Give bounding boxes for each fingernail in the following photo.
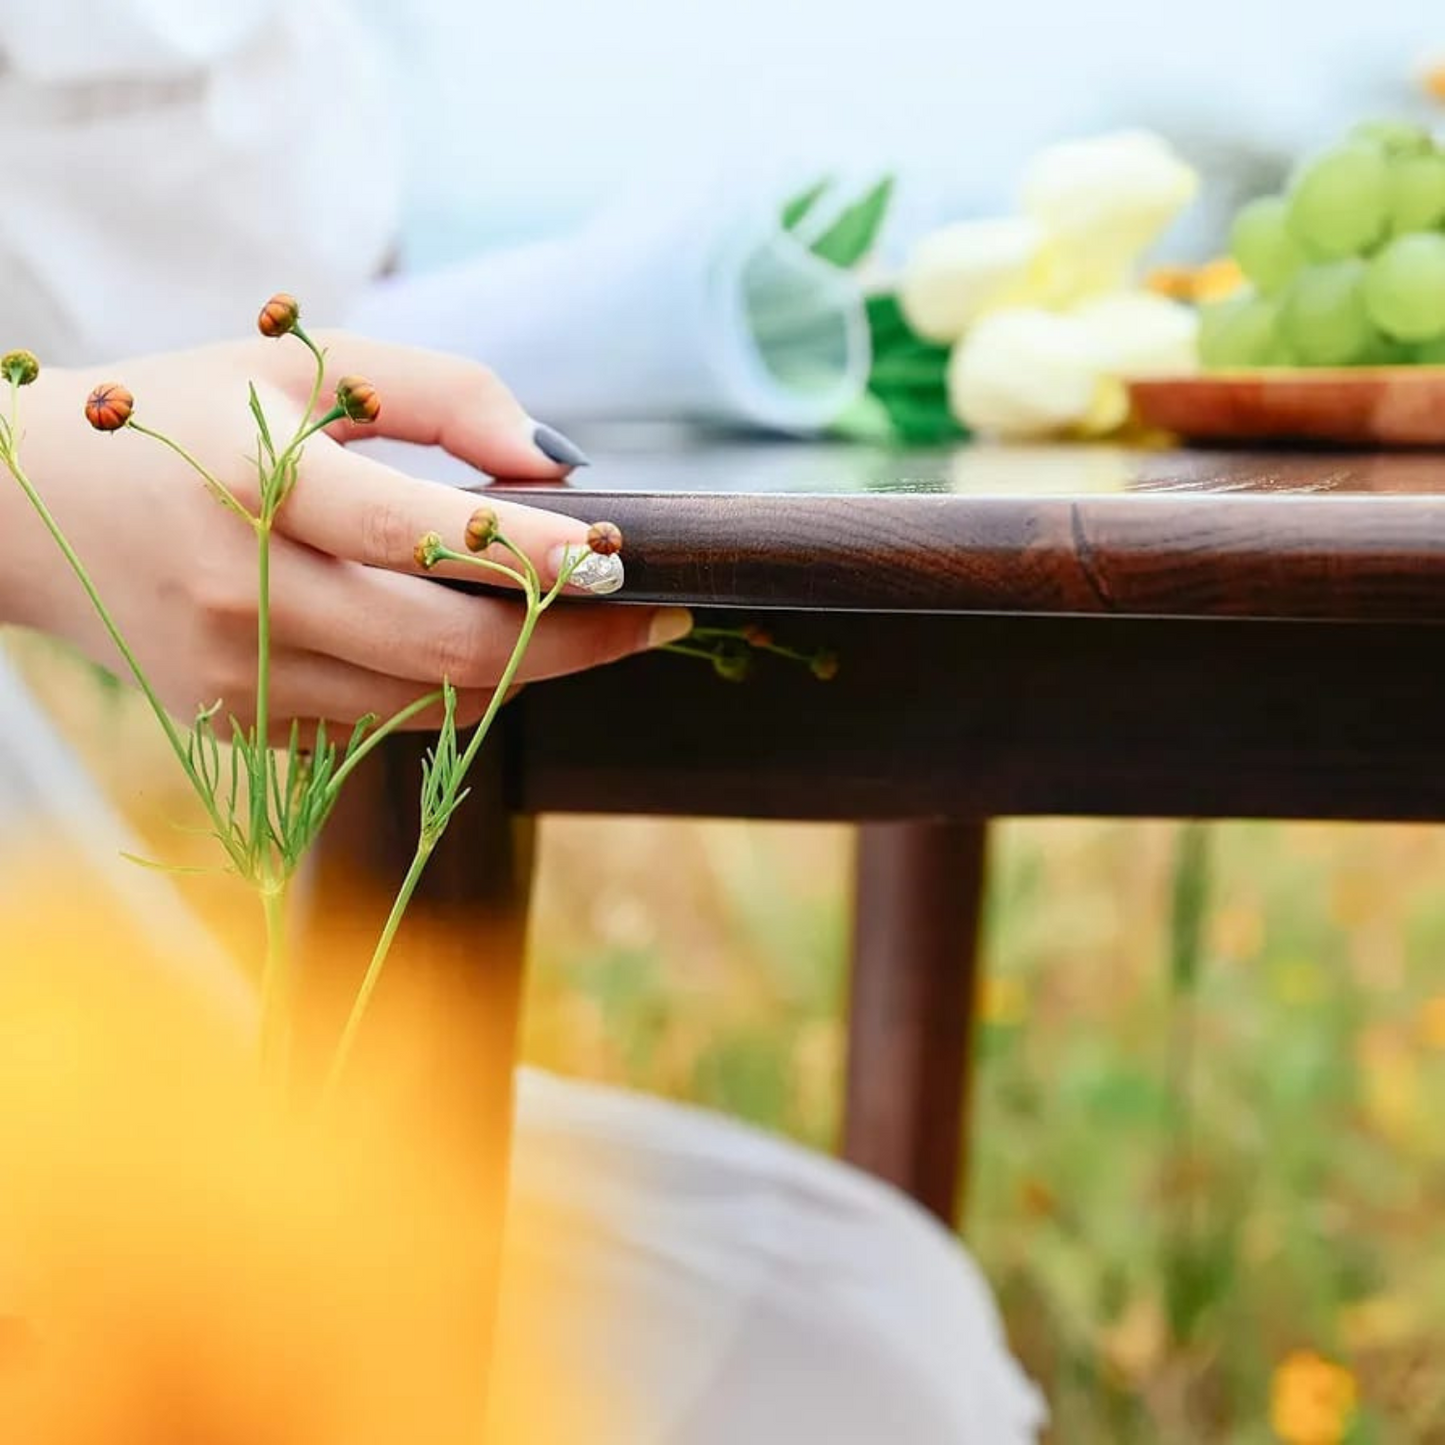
[532,421,590,469]
[648,607,694,648]
[550,543,624,595]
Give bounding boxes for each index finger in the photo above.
[280,437,625,596]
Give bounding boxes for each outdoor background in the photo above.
[17,5,1445,1438]
[19,635,1445,1443]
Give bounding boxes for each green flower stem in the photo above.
[319,837,433,1106]
[252,520,275,867]
[322,688,446,802]
[432,545,527,591]
[0,430,226,841]
[290,326,328,440]
[292,404,347,450]
[126,421,250,522]
[259,880,291,1085]
[320,549,576,1103]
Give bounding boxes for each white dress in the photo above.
[0,4,1046,1439]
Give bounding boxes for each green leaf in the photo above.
[120,852,217,877]
[809,176,895,270]
[248,382,276,463]
[870,388,968,445]
[869,346,952,391]
[780,176,832,232]
[864,291,913,348]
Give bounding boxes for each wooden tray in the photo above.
[1128,368,1445,447]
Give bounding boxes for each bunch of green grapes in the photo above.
[1202,119,1445,369]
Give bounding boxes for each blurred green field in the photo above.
[21,636,1445,1443]
[525,815,1445,1444]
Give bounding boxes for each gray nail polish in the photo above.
[533,422,591,469]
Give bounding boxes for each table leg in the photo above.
[842,819,989,1225]
[300,732,534,1416]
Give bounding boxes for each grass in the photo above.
[524,814,1445,1443]
[19,636,1445,1442]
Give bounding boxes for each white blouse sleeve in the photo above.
[0,0,400,364]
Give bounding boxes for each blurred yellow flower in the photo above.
[1269,1350,1358,1445]
[1417,994,1445,1049]
[1194,257,1246,303]
[979,973,1029,1028]
[1145,258,1245,305]
[1356,1023,1423,1145]
[1145,264,1198,302]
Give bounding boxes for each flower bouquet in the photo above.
[833,131,1204,446]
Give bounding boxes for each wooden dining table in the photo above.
[313,425,1445,1368]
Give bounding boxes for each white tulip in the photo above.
[1072,292,1200,376]
[947,308,1105,439]
[1021,130,1199,266]
[898,216,1046,344]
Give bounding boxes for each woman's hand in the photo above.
[0,333,690,730]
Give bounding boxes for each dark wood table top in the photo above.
[484,426,1445,622]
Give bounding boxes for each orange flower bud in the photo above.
[256,293,300,339]
[85,382,134,432]
[810,650,839,682]
[335,376,380,425]
[741,623,773,649]
[414,531,445,571]
[464,508,500,553]
[1,350,39,387]
[586,521,623,557]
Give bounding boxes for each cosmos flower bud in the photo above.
[741,623,774,649]
[464,508,500,553]
[810,650,840,682]
[1,350,39,387]
[713,650,752,684]
[85,382,134,432]
[335,376,380,425]
[256,293,300,339]
[586,521,623,557]
[413,531,445,571]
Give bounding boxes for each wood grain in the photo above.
[844,821,987,1224]
[484,443,1445,620]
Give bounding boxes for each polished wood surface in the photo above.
[469,430,1445,620]
[845,822,987,1223]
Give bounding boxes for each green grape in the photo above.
[1197,290,1286,369]
[1387,150,1445,234]
[1286,144,1390,259]
[1355,332,1415,366]
[1279,260,1378,364]
[1352,118,1433,157]
[1229,196,1306,294]
[1363,232,1445,341]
